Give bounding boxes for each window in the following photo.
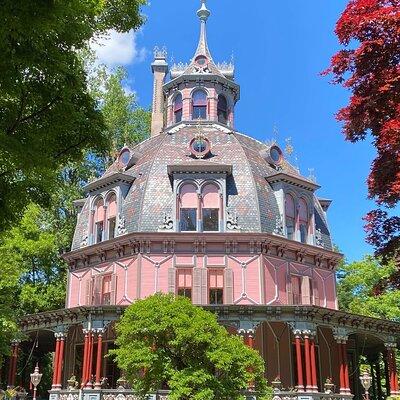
[209,269,224,305]
[119,149,131,166]
[192,90,207,120]
[298,199,309,244]
[217,95,228,124]
[177,269,192,300]
[102,275,112,305]
[179,184,198,232]
[94,199,105,243]
[173,93,183,123]
[107,194,117,240]
[202,184,220,232]
[285,194,295,240]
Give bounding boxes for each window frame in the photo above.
[217,94,228,125]
[173,93,183,123]
[191,89,208,120]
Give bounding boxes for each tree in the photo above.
[111,294,269,400]
[337,256,400,320]
[0,0,147,232]
[324,0,400,263]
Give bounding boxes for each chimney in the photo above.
[151,47,168,137]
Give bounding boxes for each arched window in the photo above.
[201,184,220,231]
[298,198,309,244]
[179,183,198,232]
[93,198,105,243]
[192,90,207,120]
[173,93,183,123]
[107,194,117,240]
[285,194,295,240]
[217,95,228,124]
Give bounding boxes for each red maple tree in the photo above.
[324,0,400,265]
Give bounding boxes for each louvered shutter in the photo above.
[168,267,176,294]
[110,274,117,305]
[201,268,208,304]
[301,276,311,305]
[224,268,234,305]
[313,280,320,306]
[192,267,202,304]
[85,279,93,306]
[93,275,102,306]
[287,274,293,305]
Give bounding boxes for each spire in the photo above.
[194,0,212,60]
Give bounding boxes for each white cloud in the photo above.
[90,30,147,67]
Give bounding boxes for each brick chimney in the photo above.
[151,47,168,137]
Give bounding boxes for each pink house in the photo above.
[10,2,400,400]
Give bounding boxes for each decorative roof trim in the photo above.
[266,172,321,192]
[167,163,233,175]
[318,198,333,211]
[84,172,135,193]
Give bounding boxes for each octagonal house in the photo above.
[10,2,400,400]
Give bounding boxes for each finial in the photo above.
[197,0,210,22]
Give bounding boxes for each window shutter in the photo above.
[201,268,208,304]
[193,267,202,304]
[168,267,176,294]
[301,276,311,305]
[287,275,293,305]
[85,279,93,306]
[93,275,102,306]
[224,268,234,305]
[110,274,117,305]
[313,281,320,306]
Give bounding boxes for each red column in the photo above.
[52,337,61,389]
[387,346,399,395]
[7,343,16,387]
[9,341,19,388]
[295,333,304,391]
[304,334,312,392]
[81,331,90,388]
[342,342,350,393]
[338,341,345,394]
[310,337,318,392]
[94,331,103,389]
[86,332,94,388]
[56,335,66,388]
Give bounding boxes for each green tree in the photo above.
[0,0,147,232]
[337,256,400,320]
[111,294,269,400]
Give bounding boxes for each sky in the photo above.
[92,0,381,262]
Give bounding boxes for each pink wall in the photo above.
[67,253,338,310]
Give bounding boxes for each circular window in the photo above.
[263,145,283,166]
[195,55,208,66]
[119,149,131,166]
[189,136,211,158]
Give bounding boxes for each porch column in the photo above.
[334,332,350,394]
[294,330,304,391]
[56,333,66,389]
[94,329,104,389]
[7,340,20,388]
[310,334,318,392]
[304,331,312,392]
[342,341,350,393]
[85,331,95,388]
[52,335,61,389]
[385,343,400,395]
[81,329,90,388]
[239,328,256,391]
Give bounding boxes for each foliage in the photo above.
[323,0,400,262]
[0,0,147,232]
[111,294,268,400]
[337,255,400,320]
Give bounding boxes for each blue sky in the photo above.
[93,0,379,262]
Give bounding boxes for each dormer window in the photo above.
[106,194,117,240]
[217,95,228,124]
[179,183,198,232]
[192,90,207,120]
[94,199,105,243]
[285,194,296,240]
[201,183,220,231]
[173,93,183,123]
[298,198,309,244]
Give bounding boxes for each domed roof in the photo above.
[72,123,332,251]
